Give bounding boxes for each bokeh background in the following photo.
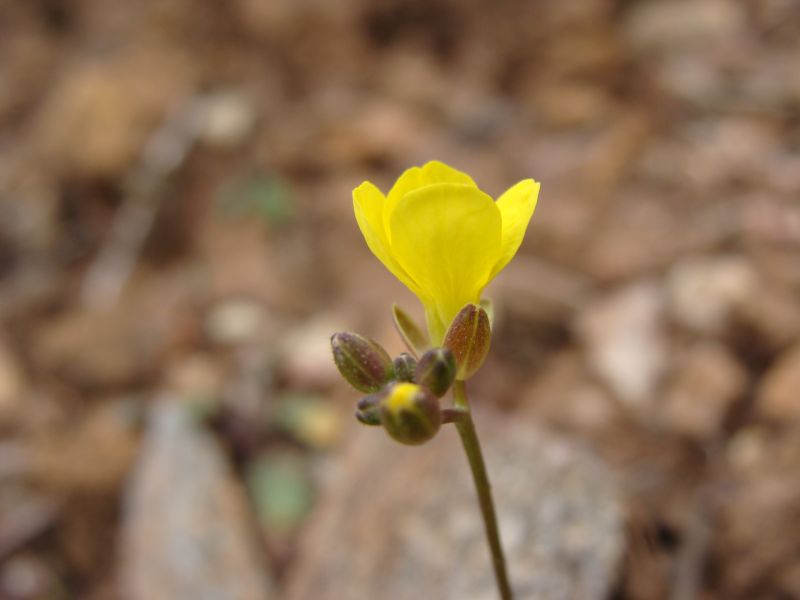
[1,0,800,598]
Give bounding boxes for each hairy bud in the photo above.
[414,347,457,397]
[443,304,491,380]
[393,353,417,382]
[355,394,382,426]
[331,332,393,393]
[380,382,442,445]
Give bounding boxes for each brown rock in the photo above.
[494,256,591,321]
[661,342,747,438]
[719,428,800,595]
[0,338,26,427]
[32,306,162,391]
[0,554,60,599]
[29,402,139,494]
[576,282,668,412]
[666,255,756,336]
[756,344,800,422]
[197,91,257,149]
[532,83,613,129]
[623,0,745,52]
[287,415,622,600]
[521,351,621,435]
[205,299,271,347]
[31,47,189,178]
[733,283,800,353]
[120,401,273,600]
[164,354,225,402]
[280,315,344,389]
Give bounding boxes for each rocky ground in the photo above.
[0,0,799,598]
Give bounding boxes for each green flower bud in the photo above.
[392,304,429,357]
[443,304,491,380]
[331,332,394,393]
[380,382,442,446]
[393,353,417,382]
[414,347,456,397]
[355,394,382,426]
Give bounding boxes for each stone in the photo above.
[205,299,270,346]
[32,305,163,391]
[577,282,668,411]
[756,344,800,422]
[0,338,25,426]
[666,255,756,335]
[521,351,621,435]
[198,91,257,149]
[661,342,747,438]
[120,401,273,600]
[280,315,344,389]
[164,354,226,404]
[29,402,139,494]
[286,415,623,600]
[733,283,800,353]
[623,0,745,52]
[31,48,189,178]
[0,554,58,599]
[680,119,778,188]
[718,428,800,595]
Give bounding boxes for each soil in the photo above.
[0,0,799,598]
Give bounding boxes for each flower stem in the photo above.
[452,380,513,600]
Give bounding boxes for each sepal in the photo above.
[479,297,495,328]
[392,304,429,357]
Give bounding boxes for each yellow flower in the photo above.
[353,160,540,343]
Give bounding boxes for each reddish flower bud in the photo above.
[443,304,491,380]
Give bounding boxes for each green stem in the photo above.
[452,380,513,600]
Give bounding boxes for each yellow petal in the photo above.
[423,303,447,348]
[389,183,502,340]
[352,182,422,295]
[384,161,476,242]
[490,179,540,280]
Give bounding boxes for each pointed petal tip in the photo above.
[352,180,384,199]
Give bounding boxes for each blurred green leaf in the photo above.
[218,172,294,226]
[245,451,314,537]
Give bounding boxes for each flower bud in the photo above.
[355,394,382,426]
[393,353,417,382]
[443,304,491,380]
[414,347,456,397]
[380,382,442,446]
[392,304,429,357]
[331,332,394,393]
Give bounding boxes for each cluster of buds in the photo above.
[330,303,491,445]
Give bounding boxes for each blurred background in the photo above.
[1,0,799,598]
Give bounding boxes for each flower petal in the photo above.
[353,181,422,295]
[384,161,476,242]
[389,183,502,338]
[490,179,540,279]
